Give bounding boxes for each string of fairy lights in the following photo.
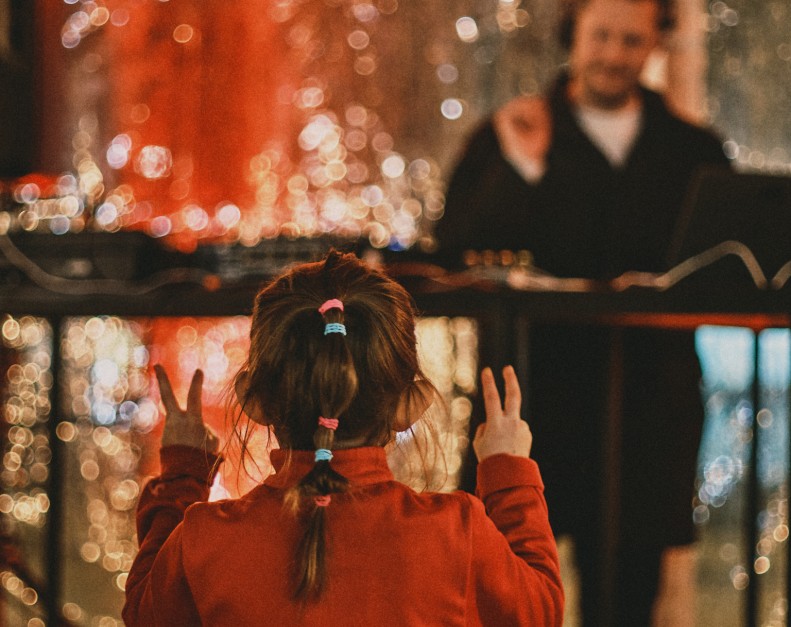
[0,317,52,625]
[3,0,531,251]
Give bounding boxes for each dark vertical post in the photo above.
[513,310,530,422]
[45,317,63,626]
[602,327,623,627]
[745,330,760,627]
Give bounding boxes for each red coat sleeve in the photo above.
[471,454,564,626]
[122,446,220,627]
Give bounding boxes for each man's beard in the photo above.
[581,65,638,109]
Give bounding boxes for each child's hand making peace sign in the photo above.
[154,364,219,454]
[473,365,533,461]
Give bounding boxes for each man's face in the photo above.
[569,0,661,109]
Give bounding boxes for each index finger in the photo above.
[154,365,179,413]
[480,367,504,424]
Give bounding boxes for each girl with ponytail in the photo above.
[124,251,563,626]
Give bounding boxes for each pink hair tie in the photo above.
[314,495,331,507]
[318,416,339,430]
[318,299,344,315]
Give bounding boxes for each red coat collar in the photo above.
[265,447,394,489]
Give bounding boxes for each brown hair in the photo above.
[559,0,675,49]
[234,250,433,600]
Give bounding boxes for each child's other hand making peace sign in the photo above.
[473,365,533,461]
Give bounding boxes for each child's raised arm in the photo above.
[469,365,564,625]
[123,366,221,626]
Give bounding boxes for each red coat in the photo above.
[123,446,563,626]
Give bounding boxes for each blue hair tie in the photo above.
[315,448,333,462]
[324,323,346,336]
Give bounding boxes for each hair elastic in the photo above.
[318,416,339,430]
[314,495,331,507]
[324,323,346,336]
[315,448,333,462]
[318,299,344,315]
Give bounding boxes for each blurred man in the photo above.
[437,1,729,625]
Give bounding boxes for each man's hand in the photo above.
[493,96,552,177]
[155,365,219,454]
[473,365,533,461]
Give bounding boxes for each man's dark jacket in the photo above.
[437,75,729,548]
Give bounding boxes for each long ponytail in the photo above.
[286,292,357,600]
